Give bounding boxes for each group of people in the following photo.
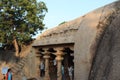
[3,68,12,80]
[40,59,74,80]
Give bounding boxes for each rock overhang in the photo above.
[32,16,84,46]
[32,1,119,47]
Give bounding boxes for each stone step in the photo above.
[13,66,22,70]
[21,57,27,61]
[15,62,24,67]
[13,69,21,75]
[12,67,21,72]
[12,69,19,73]
[19,60,26,64]
[11,57,28,78]
[15,63,24,68]
[18,62,24,66]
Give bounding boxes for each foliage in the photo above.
[0,0,47,46]
[59,21,66,25]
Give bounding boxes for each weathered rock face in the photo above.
[74,2,117,80]
[0,46,37,80]
[89,14,120,80]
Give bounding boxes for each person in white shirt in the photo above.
[68,66,73,80]
[53,59,56,66]
[40,61,45,77]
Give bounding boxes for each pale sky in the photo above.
[41,0,116,29]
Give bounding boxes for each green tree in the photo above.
[0,0,47,56]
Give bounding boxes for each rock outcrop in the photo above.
[89,13,120,80]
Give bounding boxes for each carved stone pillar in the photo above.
[43,48,50,80]
[35,48,41,78]
[55,48,64,80]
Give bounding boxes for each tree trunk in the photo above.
[13,39,19,57]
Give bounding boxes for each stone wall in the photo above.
[74,1,118,80]
[89,13,120,80]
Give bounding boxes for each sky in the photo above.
[41,0,117,30]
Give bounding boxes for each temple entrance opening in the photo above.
[34,44,74,80]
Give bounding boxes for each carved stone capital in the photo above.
[42,48,51,55]
[43,55,50,59]
[54,47,64,55]
[55,56,64,61]
[35,51,43,58]
[54,47,65,61]
[69,46,74,51]
[43,48,50,80]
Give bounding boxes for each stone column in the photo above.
[35,49,42,78]
[43,48,50,80]
[55,48,64,80]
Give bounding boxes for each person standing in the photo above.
[40,60,45,77]
[62,65,65,80]
[6,68,12,80]
[68,66,73,80]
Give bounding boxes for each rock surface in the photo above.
[89,13,120,80]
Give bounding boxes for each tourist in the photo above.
[68,66,73,80]
[53,59,56,66]
[62,65,65,80]
[40,60,45,77]
[6,68,12,80]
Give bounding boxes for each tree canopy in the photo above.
[0,0,47,48]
